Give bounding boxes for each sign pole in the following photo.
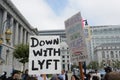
[79,62,84,80]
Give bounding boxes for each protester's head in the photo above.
[26,76,37,80]
[71,75,79,80]
[25,69,28,74]
[104,66,112,73]
[12,70,20,79]
[87,73,91,79]
[2,71,7,76]
[95,69,98,73]
[61,70,65,74]
[92,76,99,80]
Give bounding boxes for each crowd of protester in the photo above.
[0,66,120,80]
[0,69,69,80]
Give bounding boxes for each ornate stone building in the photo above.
[94,43,120,67]
[0,0,38,76]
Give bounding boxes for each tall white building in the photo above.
[0,0,38,76]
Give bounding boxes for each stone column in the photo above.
[27,32,30,43]
[10,18,13,46]
[15,23,18,45]
[2,10,7,43]
[24,30,27,44]
[20,26,23,43]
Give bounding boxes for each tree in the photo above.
[100,60,105,68]
[13,43,29,72]
[87,61,99,69]
[112,60,120,69]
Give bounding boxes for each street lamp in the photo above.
[5,28,12,44]
[0,37,3,44]
[83,20,88,26]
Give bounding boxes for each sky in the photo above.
[11,0,120,31]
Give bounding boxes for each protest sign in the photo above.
[65,12,88,62]
[29,36,61,75]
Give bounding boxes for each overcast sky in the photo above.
[11,0,120,30]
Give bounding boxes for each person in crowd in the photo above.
[58,70,68,80]
[7,70,20,80]
[22,69,29,80]
[71,75,80,80]
[104,66,112,80]
[85,73,91,80]
[90,69,101,80]
[37,74,48,80]
[0,71,7,80]
[50,74,59,80]
[92,76,99,80]
[26,76,37,80]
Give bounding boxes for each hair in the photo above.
[104,66,112,73]
[71,75,80,80]
[25,69,28,74]
[12,70,20,76]
[26,76,37,80]
[92,76,99,80]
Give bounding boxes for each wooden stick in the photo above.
[79,62,84,80]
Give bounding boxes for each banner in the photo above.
[29,36,61,75]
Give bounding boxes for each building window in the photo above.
[68,64,69,70]
[67,60,69,62]
[62,60,65,62]
[110,51,114,58]
[119,51,120,57]
[62,64,65,69]
[102,51,105,58]
[107,55,109,58]
[0,8,3,33]
[67,56,69,58]
[67,51,69,54]
[62,56,65,58]
[116,54,118,58]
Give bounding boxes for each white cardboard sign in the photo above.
[29,36,61,75]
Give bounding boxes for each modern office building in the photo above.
[39,30,71,71]
[0,0,38,76]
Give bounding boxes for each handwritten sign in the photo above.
[65,12,88,62]
[29,36,61,75]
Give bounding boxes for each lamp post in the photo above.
[83,20,88,26]
[5,28,12,44]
